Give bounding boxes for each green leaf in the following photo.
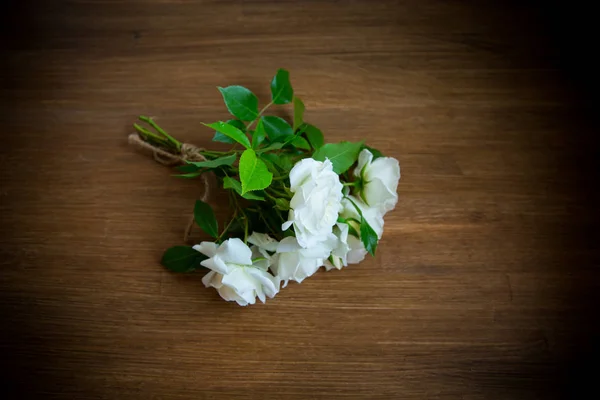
[302,124,325,149]
[344,196,378,256]
[194,199,218,238]
[312,141,363,174]
[212,132,235,144]
[360,219,378,256]
[261,116,293,142]
[290,136,310,150]
[252,118,267,149]
[293,97,305,131]
[227,119,247,131]
[363,145,383,159]
[222,177,265,201]
[258,153,278,174]
[222,176,241,191]
[270,68,294,104]
[244,192,265,201]
[204,121,251,149]
[257,142,284,153]
[239,149,273,194]
[218,86,259,121]
[188,154,236,169]
[176,164,200,173]
[174,171,205,178]
[212,120,246,144]
[261,152,293,171]
[161,246,207,273]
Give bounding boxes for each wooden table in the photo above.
[2,1,598,399]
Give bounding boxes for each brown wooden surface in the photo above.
[1,1,598,399]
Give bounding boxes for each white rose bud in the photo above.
[340,196,385,264]
[353,149,400,214]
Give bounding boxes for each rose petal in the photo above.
[276,237,302,253]
[247,232,279,252]
[289,158,318,189]
[200,255,230,275]
[246,268,279,298]
[347,235,368,264]
[217,238,253,266]
[364,178,398,213]
[194,241,219,258]
[201,270,220,288]
[221,267,255,294]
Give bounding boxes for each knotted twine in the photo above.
[128,133,212,243]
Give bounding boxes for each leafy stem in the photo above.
[256,207,281,239]
[344,196,363,218]
[243,213,249,243]
[264,191,278,202]
[245,101,273,132]
[267,187,290,199]
[139,116,182,151]
[217,191,239,243]
[199,149,239,158]
[134,124,169,146]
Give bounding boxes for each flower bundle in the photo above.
[132,69,400,306]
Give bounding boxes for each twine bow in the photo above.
[128,133,211,243]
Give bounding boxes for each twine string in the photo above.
[128,133,211,242]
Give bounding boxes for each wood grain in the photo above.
[1,1,598,399]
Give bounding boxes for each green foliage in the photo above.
[274,198,290,211]
[293,97,305,131]
[260,152,293,171]
[270,69,294,104]
[256,142,284,153]
[290,136,310,150]
[252,118,267,149]
[161,246,207,273]
[223,177,265,201]
[213,120,246,144]
[173,170,205,178]
[134,68,390,273]
[194,199,218,238]
[188,154,236,169]
[302,124,324,149]
[218,86,259,121]
[204,121,251,149]
[239,149,273,194]
[176,164,201,173]
[261,116,293,142]
[312,141,363,174]
[345,197,379,256]
[360,219,378,256]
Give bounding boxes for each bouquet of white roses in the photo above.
[131,69,400,306]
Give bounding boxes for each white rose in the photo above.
[194,238,279,306]
[346,235,369,265]
[324,223,350,271]
[282,158,343,248]
[273,236,336,286]
[339,196,384,264]
[247,231,279,270]
[247,232,279,253]
[353,149,400,213]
